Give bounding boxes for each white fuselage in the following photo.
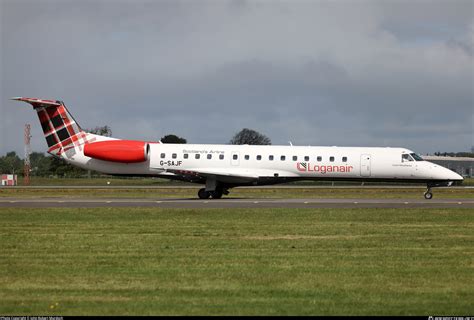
[62,143,463,186]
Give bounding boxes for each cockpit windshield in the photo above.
[402,153,424,162]
[410,153,424,161]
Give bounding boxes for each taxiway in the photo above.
[0,197,472,209]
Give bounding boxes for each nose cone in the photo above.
[448,169,464,182]
[438,166,463,182]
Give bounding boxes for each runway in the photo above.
[0,197,473,209]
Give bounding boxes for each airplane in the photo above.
[12,97,463,200]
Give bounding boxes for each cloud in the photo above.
[1,0,472,156]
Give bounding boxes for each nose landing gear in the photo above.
[424,189,433,200]
[424,181,455,200]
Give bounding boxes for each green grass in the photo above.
[1,186,473,199]
[0,208,472,315]
[18,177,181,186]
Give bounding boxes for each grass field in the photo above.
[1,186,473,199]
[0,207,472,315]
[17,177,174,186]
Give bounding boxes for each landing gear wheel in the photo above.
[424,191,433,200]
[211,189,223,199]
[198,188,210,199]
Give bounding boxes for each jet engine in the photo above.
[84,140,150,163]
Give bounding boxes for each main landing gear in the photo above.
[198,187,229,199]
[198,188,210,199]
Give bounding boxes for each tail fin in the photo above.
[11,97,95,156]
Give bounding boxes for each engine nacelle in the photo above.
[84,140,150,163]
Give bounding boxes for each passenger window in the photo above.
[172,153,177,159]
[269,155,274,161]
[330,156,335,162]
[292,156,297,161]
[245,155,250,160]
[317,156,322,162]
[342,157,347,162]
[281,155,286,161]
[184,154,188,159]
[257,155,262,160]
[304,156,309,161]
[219,154,224,160]
[195,154,200,159]
[161,153,165,159]
[233,154,238,160]
[207,154,212,159]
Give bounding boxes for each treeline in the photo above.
[0,125,116,177]
[0,151,88,178]
[434,152,474,157]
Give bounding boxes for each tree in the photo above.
[161,134,187,144]
[0,151,23,175]
[87,125,112,137]
[229,128,271,145]
[29,152,51,177]
[49,155,88,177]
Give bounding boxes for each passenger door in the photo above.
[360,154,371,177]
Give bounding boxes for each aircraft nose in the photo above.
[449,169,464,182]
[428,162,464,182]
[441,166,463,182]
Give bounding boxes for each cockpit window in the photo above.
[402,154,414,162]
[410,153,424,161]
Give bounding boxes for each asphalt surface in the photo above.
[0,197,472,209]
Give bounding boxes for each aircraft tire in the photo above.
[211,190,223,199]
[198,188,210,199]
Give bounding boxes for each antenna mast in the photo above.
[24,124,31,186]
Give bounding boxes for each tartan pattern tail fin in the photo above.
[11,97,95,155]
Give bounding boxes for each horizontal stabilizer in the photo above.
[11,97,61,108]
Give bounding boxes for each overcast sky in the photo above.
[1,0,473,156]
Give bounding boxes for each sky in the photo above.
[1,0,473,156]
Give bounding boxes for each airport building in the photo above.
[1,174,18,186]
[422,156,474,178]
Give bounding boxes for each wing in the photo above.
[165,167,299,184]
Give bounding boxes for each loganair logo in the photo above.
[297,162,307,171]
[297,162,354,174]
